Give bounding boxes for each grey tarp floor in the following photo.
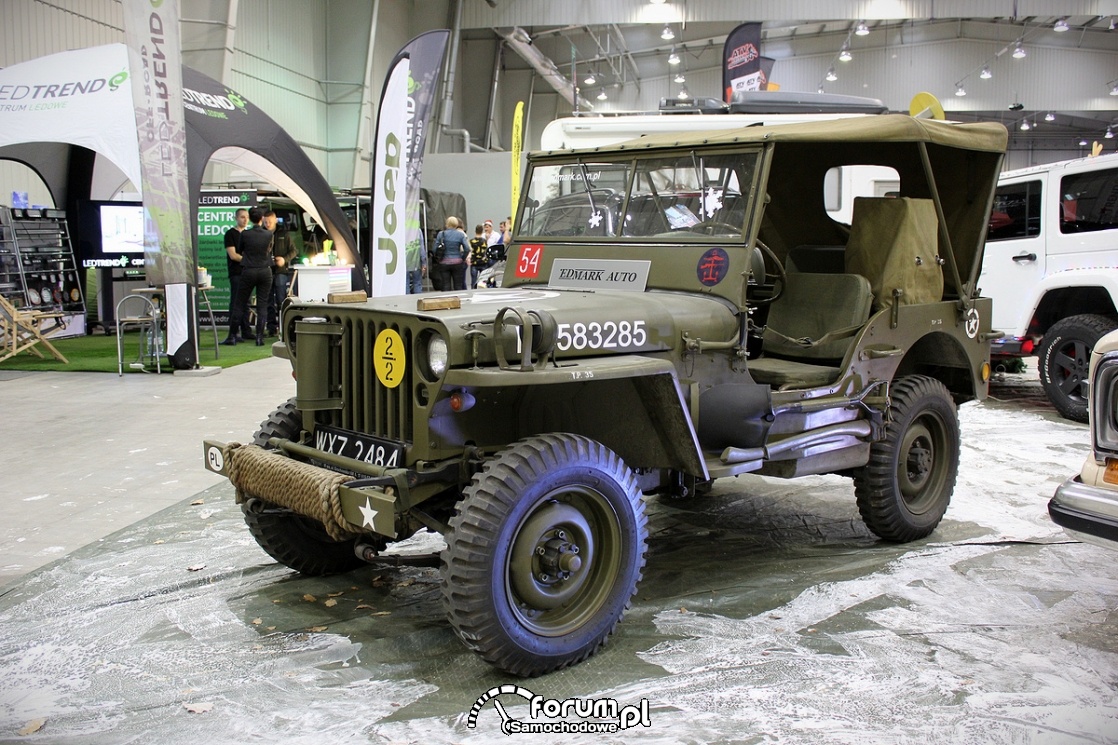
[1,373,1117,743]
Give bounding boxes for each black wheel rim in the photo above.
[506,486,622,637]
[897,410,950,515]
[1051,339,1091,405]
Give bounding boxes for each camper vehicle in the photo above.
[204,114,1007,677]
[980,153,1118,422]
[1050,328,1118,548]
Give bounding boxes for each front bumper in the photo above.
[1049,476,1118,550]
[203,439,401,538]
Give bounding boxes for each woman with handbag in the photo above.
[433,216,470,292]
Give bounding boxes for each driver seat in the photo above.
[748,272,873,388]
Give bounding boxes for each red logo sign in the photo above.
[515,244,544,278]
[727,43,759,70]
[697,248,729,287]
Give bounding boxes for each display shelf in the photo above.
[0,206,86,338]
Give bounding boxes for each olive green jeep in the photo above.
[204,114,1007,676]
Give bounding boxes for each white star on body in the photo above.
[704,188,723,217]
[587,210,603,228]
[358,497,378,528]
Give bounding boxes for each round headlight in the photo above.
[426,333,448,378]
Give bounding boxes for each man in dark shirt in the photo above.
[263,210,298,337]
[221,208,250,344]
[224,207,274,346]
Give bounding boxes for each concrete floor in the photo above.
[1,361,1117,743]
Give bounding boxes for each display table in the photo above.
[294,265,351,303]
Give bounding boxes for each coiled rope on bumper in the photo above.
[223,442,359,540]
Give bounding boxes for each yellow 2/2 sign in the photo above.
[374,328,405,388]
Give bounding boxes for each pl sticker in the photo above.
[697,248,730,287]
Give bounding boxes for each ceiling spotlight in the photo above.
[855,21,869,36]
[1012,42,1026,59]
[677,87,689,100]
[583,72,596,86]
[1107,127,1115,139]
[668,50,680,65]
[1020,119,1031,131]
[955,85,967,97]
[674,72,686,84]
[661,25,675,40]
[817,86,825,94]
[1080,139,1089,147]
[1111,83,1118,96]
[980,66,992,79]
[597,89,607,101]
[825,67,837,82]
[1044,112,1056,122]
[1054,18,1069,32]
[838,47,852,62]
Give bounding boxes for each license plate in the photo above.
[313,424,405,468]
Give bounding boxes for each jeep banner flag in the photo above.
[722,22,763,102]
[371,56,410,297]
[371,30,449,297]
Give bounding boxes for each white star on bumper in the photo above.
[358,497,378,529]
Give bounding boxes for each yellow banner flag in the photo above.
[511,101,525,230]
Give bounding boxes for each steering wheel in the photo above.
[688,221,742,237]
[748,239,786,307]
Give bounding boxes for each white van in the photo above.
[980,153,1118,422]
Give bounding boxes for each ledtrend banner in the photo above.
[122,0,192,287]
[123,0,195,369]
[371,30,449,297]
[722,22,763,102]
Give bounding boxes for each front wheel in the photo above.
[1038,314,1114,423]
[854,376,959,542]
[242,399,365,576]
[441,434,647,677]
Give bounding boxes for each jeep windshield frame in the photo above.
[518,148,763,242]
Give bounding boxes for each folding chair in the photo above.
[0,294,69,364]
[115,294,162,375]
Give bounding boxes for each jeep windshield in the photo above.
[519,151,759,240]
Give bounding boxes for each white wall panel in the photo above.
[0,161,54,207]
[0,0,123,67]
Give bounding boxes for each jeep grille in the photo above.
[293,311,415,443]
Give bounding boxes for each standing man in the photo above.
[482,219,497,249]
[227,207,274,346]
[221,207,249,345]
[469,224,488,289]
[263,210,297,337]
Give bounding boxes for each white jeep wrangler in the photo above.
[980,153,1118,422]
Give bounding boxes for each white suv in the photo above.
[980,153,1118,422]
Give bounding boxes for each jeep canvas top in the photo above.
[204,113,1008,676]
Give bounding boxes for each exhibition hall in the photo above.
[1,1,1117,742]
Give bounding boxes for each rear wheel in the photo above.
[441,434,647,677]
[242,399,364,576]
[854,376,959,542]
[1038,314,1114,423]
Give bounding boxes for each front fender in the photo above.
[439,355,708,478]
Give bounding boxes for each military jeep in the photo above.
[204,114,1007,677]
